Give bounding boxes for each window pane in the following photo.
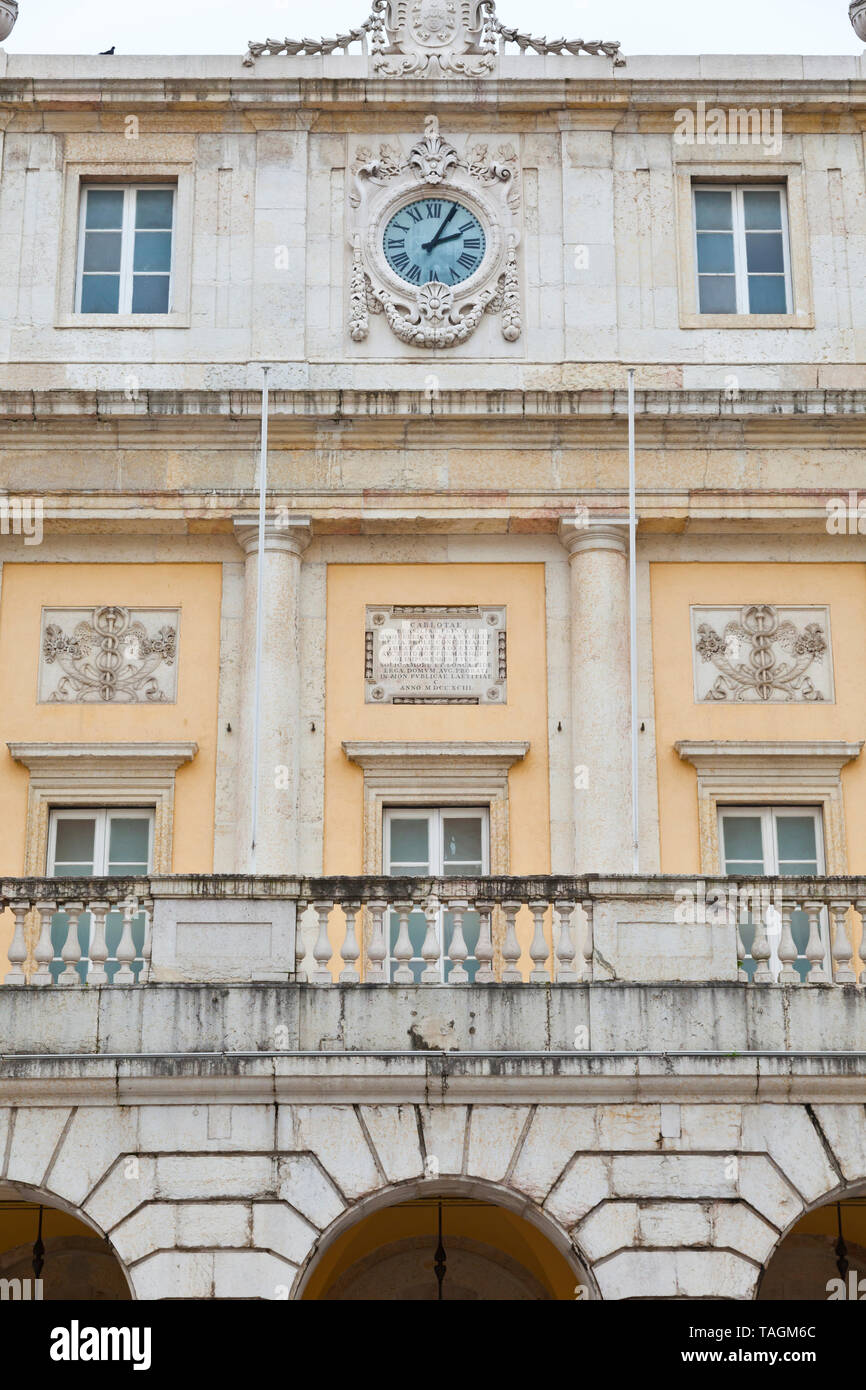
[776,816,817,864]
[133,230,171,272]
[131,275,170,314]
[54,818,97,869]
[81,274,120,313]
[697,232,735,274]
[722,816,764,867]
[443,817,483,864]
[135,189,174,229]
[694,189,733,230]
[83,231,122,272]
[108,817,150,872]
[85,189,124,229]
[748,276,787,314]
[745,232,784,274]
[698,276,737,314]
[743,189,782,231]
[388,818,429,867]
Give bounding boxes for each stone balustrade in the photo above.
[1,875,864,988]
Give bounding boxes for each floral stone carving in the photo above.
[39,606,179,704]
[691,605,833,704]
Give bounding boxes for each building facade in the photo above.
[1,2,866,1300]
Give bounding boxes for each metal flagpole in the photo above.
[628,368,639,874]
[250,365,270,874]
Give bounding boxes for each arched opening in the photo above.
[298,1181,589,1301]
[0,1182,132,1301]
[759,1187,866,1301]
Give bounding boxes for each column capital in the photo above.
[233,516,312,558]
[558,517,629,558]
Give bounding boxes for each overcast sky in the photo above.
[5,0,864,57]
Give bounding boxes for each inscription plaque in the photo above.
[365,605,507,705]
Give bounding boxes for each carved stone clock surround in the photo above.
[349,116,522,348]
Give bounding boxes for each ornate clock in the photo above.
[349,116,522,349]
[382,198,487,288]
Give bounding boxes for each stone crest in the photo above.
[691,605,834,703]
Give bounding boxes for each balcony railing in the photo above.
[1,875,864,988]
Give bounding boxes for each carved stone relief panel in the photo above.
[691,604,834,704]
[38,606,179,704]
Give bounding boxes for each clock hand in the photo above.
[422,204,458,253]
[423,232,464,248]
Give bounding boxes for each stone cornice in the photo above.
[3,68,866,117]
[2,386,866,425]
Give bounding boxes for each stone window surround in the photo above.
[675,740,863,875]
[7,742,198,876]
[673,160,815,330]
[54,160,194,329]
[341,741,530,876]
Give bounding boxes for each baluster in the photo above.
[446,899,469,984]
[501,899,522,982]
[421,896,442,984]
[554,900,579,983]
[830,900,856,984]
[735,900,749,983]
[366,899,388,983]
[31,901,57,986]
[4,901,31,985]
[856,899,866,987]
[312,901,334,984]
[474,900,495,984]
[581,901,594,983]
[751,900,774,983]
[393,900,415,984]
[58,900,84,986]
[528,899,549,983]
[777,899,800,985]
[293,900,310,982]
[339,902,361,984]
[139,897,154,983]
[114,898,138,984]
[87,900,110,986]
[804,900,829,984]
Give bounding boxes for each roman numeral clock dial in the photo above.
[383,199,486,287]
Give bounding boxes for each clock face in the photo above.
[383,198,487,287]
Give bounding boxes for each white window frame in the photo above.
[718,804,829,978]
[384,805,490,980]
[48,806,155,876]
[75,183,176,316]
[693,183,793,317]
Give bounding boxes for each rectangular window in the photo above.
[47,808,153,982]
[384,807,489,982]
[719,806,826,981]
[76,185,175,315]
[693,185,792,315]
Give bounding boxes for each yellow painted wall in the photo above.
[0,564,222,965]
[650,563,866,873]
[324,563,551,875]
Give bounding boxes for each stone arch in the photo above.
[0,1178,135,1300]
[291,1174,598,1301]
[755,1175,866,1301]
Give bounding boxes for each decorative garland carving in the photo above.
[244,1,623,70]
[693,605,831,704]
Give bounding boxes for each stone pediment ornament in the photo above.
[348,115,522,348]
[244,0,624,70]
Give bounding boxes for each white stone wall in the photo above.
[0,56,864,391]
[1,1093,862,1299]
